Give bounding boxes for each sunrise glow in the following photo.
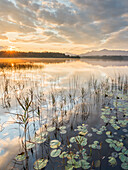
[9,46,15,51]
[0,0,127,54]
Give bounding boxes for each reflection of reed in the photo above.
[2,74,11,108]
[0,63,44,70]
[1,73,128,169]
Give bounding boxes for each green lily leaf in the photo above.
[60,130,67,134]
[15,153,26,161]
[59,151,68,158]
[59,126,66,130]
[34,159,48,170]
[50,149,61,157]
[121,162,128,169]
[26,142,35,150]
[50,140,61,149]
[119,153,127,163]
[80,160,90,169]
[108,157,117,167]
[65,164,74,170]
[47,126,56,132]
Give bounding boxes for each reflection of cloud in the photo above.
[0,60,128,169]
[0,137,22,169]
[43,61,128,86]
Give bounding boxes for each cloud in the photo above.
[0,0,128,53]
[0,20,36,34]
[0,46,8,50]
[0,0,37,28]
[102,27,128,49]
[0,35,8,40]
[39,4,77,25]
[11,31,68,44]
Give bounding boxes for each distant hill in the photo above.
[80,49,128,57]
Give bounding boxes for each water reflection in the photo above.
[0,59,128,169]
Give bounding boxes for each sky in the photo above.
[0,0,128,54]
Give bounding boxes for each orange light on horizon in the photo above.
[8,46,15,52]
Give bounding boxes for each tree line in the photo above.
[0,51,80,58]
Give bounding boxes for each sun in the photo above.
[9,47,14,51]
[8,46,15,51]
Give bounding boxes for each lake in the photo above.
[0,58,128,170]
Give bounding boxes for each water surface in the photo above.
[0,58,128,169]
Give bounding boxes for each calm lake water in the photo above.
[0,58,128,170]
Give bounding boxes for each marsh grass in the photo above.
[0,63,44,70]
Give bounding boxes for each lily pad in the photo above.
[91,128,97,132]
[47,126,56,132]
[74,161,81,168]
[119,153,127,163]
[70,136,87,146]
[59,126,66,130]
[80,160,90,169]
[106,131,112,136]
[60,130,67,134]
[96,131,102,135]
[32,136,46,144]
[108,157,117,167]
[65,164,74,170]
[79,131,88,136]
[34,159,48,169]
[50,149,61,157]
[106,138,113,143]
[40,132,48,137]
[121,162,128,169]
[26,142,35,150]
[59,151,68,158]
[15,153,26,161]
[50,140,61,149]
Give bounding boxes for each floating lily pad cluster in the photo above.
[74,124,88,136]
[49,124,90,169]
[91,125,107,135]
[59,148,90,169]
[89,141,102,150]
[14,90,128,170]
[106,139,123,152]
[70,135,88,146]
[101,92,128,130]
[119,147,128,169]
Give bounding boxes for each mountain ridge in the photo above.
[80,49,128,56]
